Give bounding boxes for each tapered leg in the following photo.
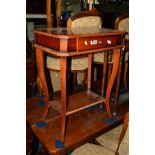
[105,49,120,118]
[113,49,124,114]
[36,48,50,121]
[60,57,68,143]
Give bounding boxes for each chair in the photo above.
[93,13,129,115]
[114,13,129,88]
[67,8,102,28]
[71,112,129,155]
[95,112,129,155]
[46,8,103,92]
[93,13,129,97]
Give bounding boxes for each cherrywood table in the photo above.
[32,27,125,145]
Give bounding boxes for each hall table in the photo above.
[33,27,125,145]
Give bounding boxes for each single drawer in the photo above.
[77,35,123,51]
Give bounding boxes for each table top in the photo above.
[34,27,125,53]
[33,27,125,39]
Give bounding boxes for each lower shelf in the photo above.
[50,90,105,115]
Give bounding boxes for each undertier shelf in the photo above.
[50,90,105,115]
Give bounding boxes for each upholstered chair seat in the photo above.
[47,56,88,71]
[93,51,129,64]
[71,143,115,155]
[96,112,129,155]
[72,126,129,155]
[118,126,129,155]
[95,125,129,155]
[72,112,129,155]
[46,56,88,92]
[96,125,123,151]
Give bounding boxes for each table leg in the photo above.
[105,48,120,118]
[36,48,50,121]
[60,57,68,143]
[113,49,124,115]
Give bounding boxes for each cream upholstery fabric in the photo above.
[96,125,122,151]
[93,51,113,64]
[119,127,129,155]
[47,56,88,71]
[72,125,129,155]
[94,51,129,63]
[48,71,86,92]
[70,26,101,34]
[96,124,129,155]
[118,18,129,39]
[47,56,88,92]
[71,143,115,155]
[71,16,102,28]
[48,71,60,92]
[125,51,129,62]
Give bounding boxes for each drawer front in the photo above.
[35,33,123,52]
[77,35,122,51]
[35,34,60,51]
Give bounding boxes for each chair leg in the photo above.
[101,51,108,97]
[81,70,88,86]
[94,66,97,82]
[123,61,128,88]
[73,72,77,86]
[107,64,112,83]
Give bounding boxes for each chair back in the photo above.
[114,13,129,39]
[67,8,102,28]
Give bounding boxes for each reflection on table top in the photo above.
[33,27,125,38]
